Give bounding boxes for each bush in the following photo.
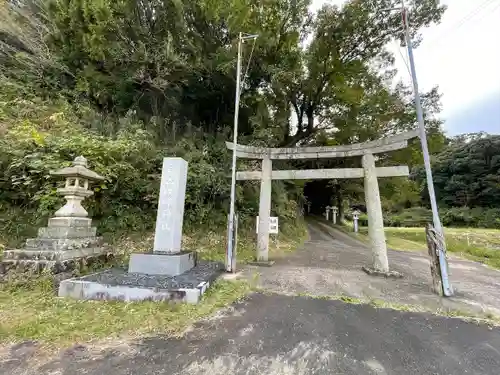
[384,207,432,227]
[0,83,302,244]
[441,207,500,229]
[382,207,500,229]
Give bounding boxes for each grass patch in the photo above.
[0,277,250,348]
[0,219,307,348]
[380,227,500,269]
[329,220,500,269]
[184,218,308,263]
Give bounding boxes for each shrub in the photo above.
[441,207,500,229]
[384,207,432,227]
[382,207,500,229]
[0,84,302,244]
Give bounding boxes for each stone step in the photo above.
[3,246,108,261]
[25,237,103,251]
[0,250,112,274]
[48,217,92,228]
[37,226,97,239]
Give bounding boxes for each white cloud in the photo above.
[311,0,500,129]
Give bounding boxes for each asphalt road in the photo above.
[3,292,500,375]
[3,221,500,374]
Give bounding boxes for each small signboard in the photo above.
[256,216,279,234]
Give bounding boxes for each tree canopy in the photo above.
[415,134,500,208]
[1,0,446,145]
[0,0,456,232]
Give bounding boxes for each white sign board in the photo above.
[256,216,279,234]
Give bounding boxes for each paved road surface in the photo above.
[3,293,500,375]
[249,220,500,317]
[2,221,500,375]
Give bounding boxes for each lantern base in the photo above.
[0,215,112,275]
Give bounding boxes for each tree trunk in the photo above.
[425,224,444,296]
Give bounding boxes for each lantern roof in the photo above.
[51,156,104,181]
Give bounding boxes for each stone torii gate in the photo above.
[227,130,419,273]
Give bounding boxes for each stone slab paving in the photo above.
[244,220,500,317]
[2,293,500,375]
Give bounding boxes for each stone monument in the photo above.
[128,158,196,276]
[58,157,222,304]
[1,156,109,274]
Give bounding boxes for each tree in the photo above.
[272,0,446,146]
[415,134,500,208]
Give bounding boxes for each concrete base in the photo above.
[128,251,197,276]
[362,266,403,279]
[247,260,276,267]
[59,261,223,304]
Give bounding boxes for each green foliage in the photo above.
[0,75,303,244]
[414,134,500,208]
[381,207,500,229]
[384,207,432,228]
[0,0,451,244]
[441,207,500,229]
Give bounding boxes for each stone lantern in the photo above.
[325,206,331,221]
[331,206,338,224]
[51,156,104,219]
[1,156,109,274]
[352,210,361,233]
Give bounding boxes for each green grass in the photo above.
[184,218,308,263]
[0,219,307,348]
[0,278,250,348]
[336,222,500,270]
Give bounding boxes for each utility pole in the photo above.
[401,4,453,296]
[226,32,257,273]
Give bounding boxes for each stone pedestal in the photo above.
[59,158,221,304]
[1,216,109,274]
[128,252,197,276]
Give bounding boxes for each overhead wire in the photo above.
[423,0,499,50]
[394,38,412,81]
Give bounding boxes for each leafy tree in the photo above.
[415,134,500,208]
[272,0,446,146]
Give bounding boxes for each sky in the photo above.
[311,0,500,136]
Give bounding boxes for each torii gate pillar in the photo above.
[363,153,389,272]
[257,157,272,261]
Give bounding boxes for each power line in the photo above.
[423,0,499,49]
[394,39,412,80]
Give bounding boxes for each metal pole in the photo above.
[402,7,453,296]
[226,32,243,272]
